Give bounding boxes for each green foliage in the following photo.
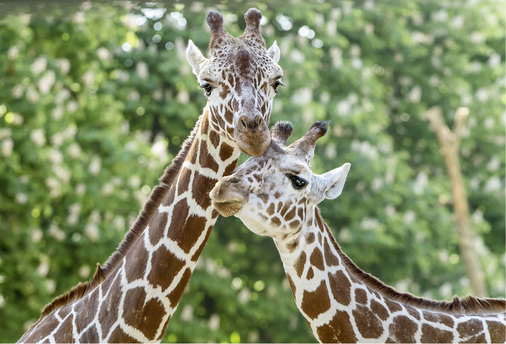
[0,1,503,342]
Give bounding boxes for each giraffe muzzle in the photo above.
[210,178,248,217]
[234,114,271,156]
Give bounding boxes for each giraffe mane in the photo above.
[32,115,203,326]
[318,208,506,316]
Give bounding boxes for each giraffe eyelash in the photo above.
[286,173,307,190]
[200,82,213,96]
[272,80,284,94]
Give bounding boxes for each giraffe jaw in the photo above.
[211,199,245,217]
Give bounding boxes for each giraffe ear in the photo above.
[321,163,351,200]
[267,41,280,63]
[186,40,207,77]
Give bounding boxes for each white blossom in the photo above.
[290,50,305,63]
[30,57,47,74]
[403,211,416,225]
[351,57,363,69]
[88,156,101,175]
[476,88,489,102]
[136,61,149,79]
[55,88,71,104]
[82,70,95,88]
[30,129,46,146]
[470,32,485,44]
[8,46,19,60]
[432,10,448,22]
[37,261,49,277]
[385,205,396,217]
[101,183,114,196]
[176,90,189,104]
[180,305,193,322]
[208,314,220,331]
[12,84,24,98]
[67,100,78,113]
[49,224,65,241]
[484,176,501,192]
[237,287,250,304]
[292,88,312,106]
[57,58,71,75]
[439,282,453,298]
[486,156,500,172]
[52,106,64,121]
[360,217,379,230]
[97,47,110,61]
[408,86,422,103]
[31,229,43,243]
[1,138,13,156]
[68,143,81,158]
[413,171,428,195]
[452,15,464,28]
[75,183,86,195]
[45,280,56,294]
[488,53,501,68]
[330,47,343,69]
[85,223,99,241]
[151,139,169,163]
[15,193,28,204]
[26,86,40,103]
[38,70,55,94]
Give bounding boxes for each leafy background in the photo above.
[0,0,504,342]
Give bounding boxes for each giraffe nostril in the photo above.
[257,118,262,128]
[240,119,247,129]
[228,177,241,184]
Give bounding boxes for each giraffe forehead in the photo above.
[205,42,281,83]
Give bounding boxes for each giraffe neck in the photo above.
[274,207,506,343]
[19,110,241,343]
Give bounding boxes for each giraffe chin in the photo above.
[236,134,271,156]
[211,200,244,217]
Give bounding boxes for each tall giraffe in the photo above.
[210,121,506,343]
[18,9,283,343]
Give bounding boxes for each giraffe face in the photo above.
[210,121,351,238]
[187,9,283,156]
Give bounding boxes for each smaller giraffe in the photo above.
[210,121,506,343]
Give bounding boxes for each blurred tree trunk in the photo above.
[427,106,488,297]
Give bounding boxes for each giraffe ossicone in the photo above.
[210,121,506,343]
[19,8,282,343]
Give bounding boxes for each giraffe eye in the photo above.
[200,82,213,97]
[272,80,284,95]
[286,173,307,190]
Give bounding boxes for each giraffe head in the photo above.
[186,9,283,156]
[210,121,351,237]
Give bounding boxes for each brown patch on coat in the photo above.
[487,320,505,343]
[421,323,453,343]
[301,279,331,319]
[355,288,368,305]
[309,248,325,270]
[147,246,185,291]
[219,141,234,161]
[316,310,358,343]
[123,287,165,340]
[168,268,192,306]
[329,270,351,306]
[198,140,220,173]
[371,299,389,321]
[457,318,483,340]
[353,304,384,338]
[294,252,306,278]
[191,173,217,210]
[387,315,418,343]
